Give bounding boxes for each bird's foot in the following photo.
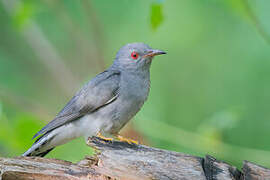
[116,134,138,145]
[96,132,113,141]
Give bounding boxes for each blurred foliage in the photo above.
[150,1,164,30]
[1,0,270,168]
[13,1,35,28]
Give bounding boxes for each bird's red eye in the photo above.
[131,51,139,60]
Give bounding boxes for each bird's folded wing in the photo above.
[33,70,121,139]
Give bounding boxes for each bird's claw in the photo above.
[96,132,113,141]
[116,135,139,145]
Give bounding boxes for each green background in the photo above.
[1,0,270,168]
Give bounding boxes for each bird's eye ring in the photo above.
[131,51,139,60]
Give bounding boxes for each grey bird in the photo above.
[22,42,166,157]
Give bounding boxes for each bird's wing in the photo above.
[33,70,121,139]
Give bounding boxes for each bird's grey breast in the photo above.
[104,70,150,133]
[120,70,150,105]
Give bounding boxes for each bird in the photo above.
[22,42,166,157]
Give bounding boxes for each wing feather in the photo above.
[33,70,120,139]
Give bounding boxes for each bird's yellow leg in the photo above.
[116,134,138,145]
[96,132,113,141]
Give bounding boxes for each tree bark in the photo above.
[0,137,269,180]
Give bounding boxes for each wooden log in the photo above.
[241,161,270,180]
[0,156,106,180]
[203,155,241,180]
[87,137,205,180]
[0,136,270,180]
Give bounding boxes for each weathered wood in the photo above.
[203,155,241,180]
[0,137,270,180]
[0,156,106,180]
[241,161,270,180]
[87,137,205,180]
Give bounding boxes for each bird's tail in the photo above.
[22,134,55,157]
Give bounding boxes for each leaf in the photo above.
[224,0,250,20]
[150,2,164,30]
[13,2,35,29]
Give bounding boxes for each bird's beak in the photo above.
[143,49,166,58]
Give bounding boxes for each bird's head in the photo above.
[112,43,166,71]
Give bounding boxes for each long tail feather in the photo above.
[22,134,55,157]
